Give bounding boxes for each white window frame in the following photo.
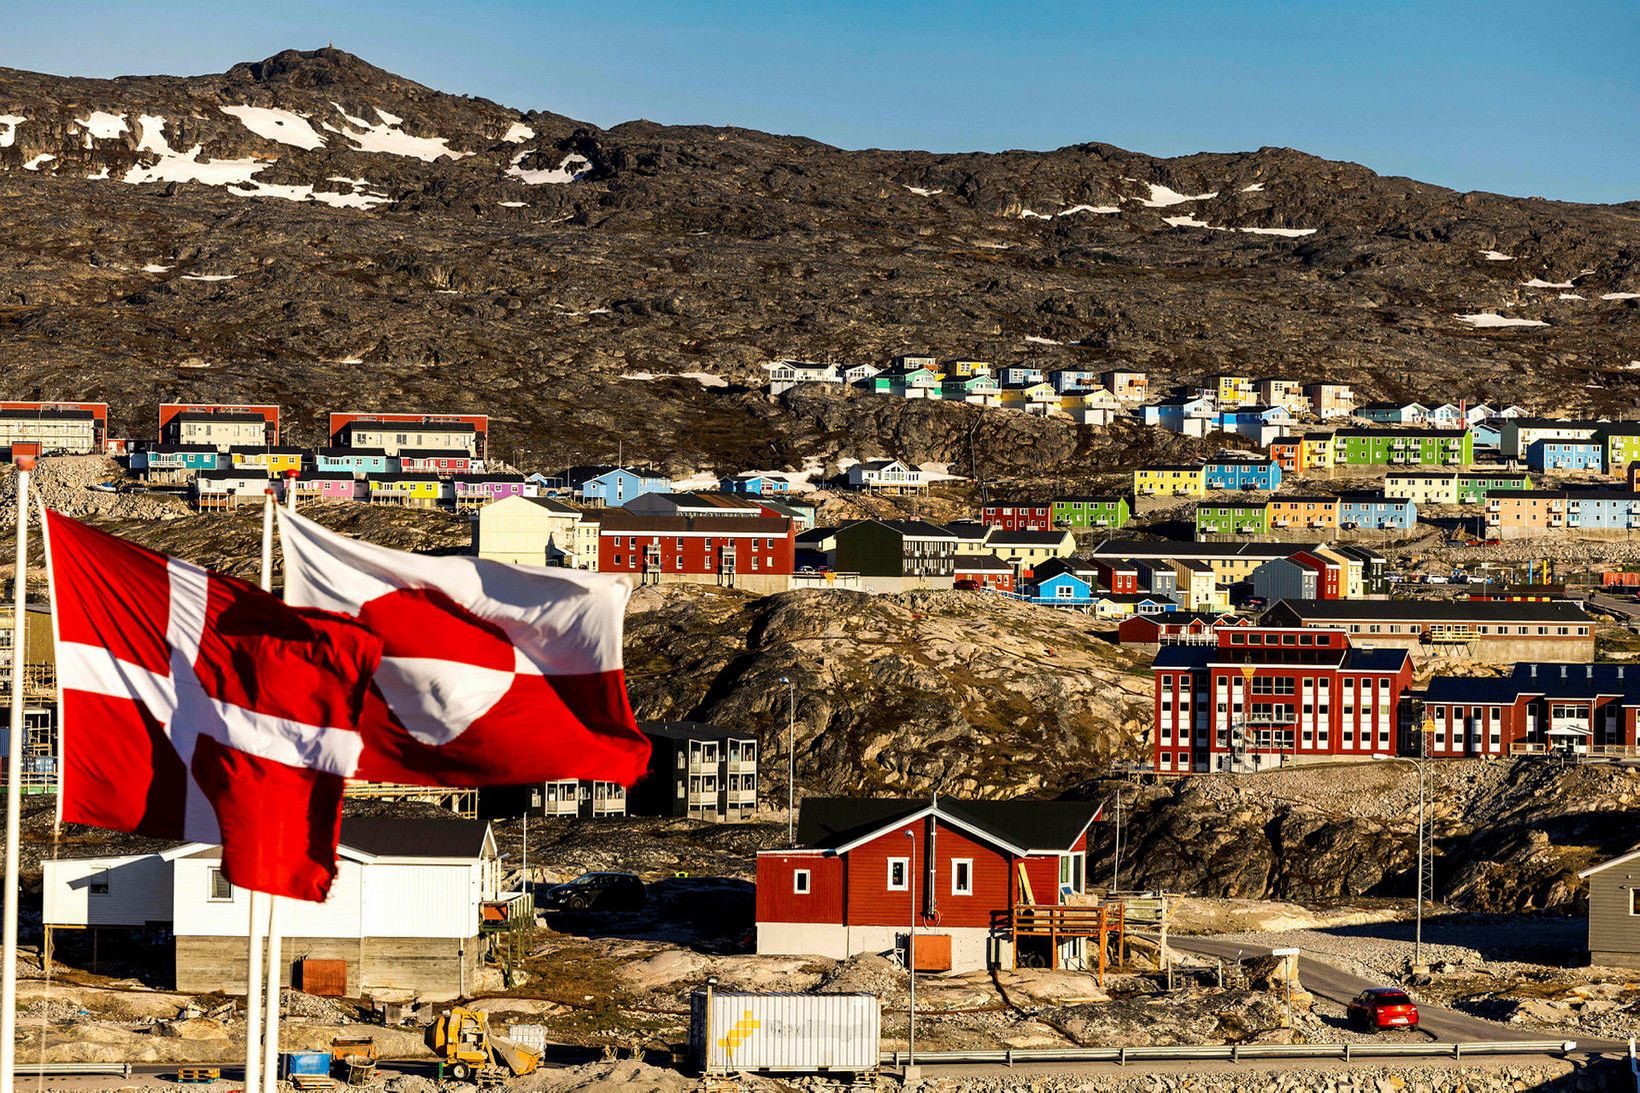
[886,857,909,892]
[951,858,973,896]
[793,869,811,895]
[207,867,233,902]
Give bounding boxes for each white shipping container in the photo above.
[506,1025,548,1054]
[690,991,879,1074]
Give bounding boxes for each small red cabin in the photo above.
[756,797,1101,973]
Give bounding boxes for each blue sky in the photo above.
[4,1,1636,202]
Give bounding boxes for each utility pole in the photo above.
[904,828,917,1076]
[780,676,796,845]
[1110,788,1123,892]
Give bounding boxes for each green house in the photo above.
[1051,495,1131,530]
[1332,428,1473,468]
[1455,471,1533,504]
[1194,501,1269,537]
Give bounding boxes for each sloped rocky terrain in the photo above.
[0,47,1636,485]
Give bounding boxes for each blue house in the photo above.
[1358,402,1429,425]
[720,473,792,496]
[136,444,220,473]
[1218,406,1293,446]
[1025,571,1098,607]
[1338,492,1419,530]
[1567,491,1640,530]
[1047,368,1100,394]
[566,465,673,506]
[1527,438,1604,473]
[316,446,392,476]
[1471,422,1502,451]
[1140,396,1216,434]
[1202,457,1282,491]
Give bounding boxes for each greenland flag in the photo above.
[276,508,651,788]
[43,510,383,902]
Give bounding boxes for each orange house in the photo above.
[1267,495,1339,531]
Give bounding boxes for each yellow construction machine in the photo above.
[424,1007,543,1084]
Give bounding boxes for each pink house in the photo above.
[453,475,529,508]
[399,449,476,475]
[291,472,363,501]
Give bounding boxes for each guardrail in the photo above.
[13,1063,134,1076]
[883,1040,1578,1068]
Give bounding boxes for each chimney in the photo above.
[1560,665,1567,678]
[1529,664,1536,677]
[1588,665,1594,678]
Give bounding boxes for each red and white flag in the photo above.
[276,508,651,787]
[43,511,383,902]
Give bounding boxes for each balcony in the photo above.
[479,891,533,932]
[727,758,757,775]
[729,788,757,805]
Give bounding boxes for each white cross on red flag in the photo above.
[43,510,383,902]
[276,507,651,787]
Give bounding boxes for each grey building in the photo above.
[1579,851,1640,967]
[1250,557,1318,603]
[633,721,759,822]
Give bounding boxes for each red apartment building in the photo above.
[981,502,1053,532]
[954,555,1016,593]
[597,512,795,594]
[1288,550,1344,600]
[1151,627,1413,775]
[1091,558,1140,594]
[1423,663,1640,759]
[398,450,477,475]
[756,797,1100,973]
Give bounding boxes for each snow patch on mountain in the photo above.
[76,111,128,140]
[1521,278,1575,289]
[904,185,942,196]
[324,104,470,162]
[1241,182,1265,192]
[22,154,54,171]
[0,116,24,148]
[1024,335,1063,345]
[1059,204,1120,215]
[220,104,326,150]
[502,121,535,143]
[1480,250,1515,261]
[1239,226,1317,237]
[507,150,591,185]
[1457,313,1549,328]
[1020,208,1053,220]
[1164,214,1314,237]
[1601,292,1640,301]
[1138,183,1219,207]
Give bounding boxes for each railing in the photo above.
[1001,903,1118,938]
[883,1040,1579,1068]
[480,891,533,932]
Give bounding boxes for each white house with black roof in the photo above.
[44,817,508,999]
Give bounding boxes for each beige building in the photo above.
[1304,383,1356,420]
[170,413,269,452]
[475,495,585,567]
[1099,370,1149,404]
[1256,379,1309,415]
[0,410,97,454]
[341,422,478,457]
[986,529,1075,570]
[1384,472,1459,506]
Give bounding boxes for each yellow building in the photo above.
[1134,465,1207,498]
[367,475,448,509]
[1214,374,1255,408]
[943,359,993,378]
[1300,434,1335,472]
[230,447,304,475]
[998,381,1060,415]
[987,529,1075,571]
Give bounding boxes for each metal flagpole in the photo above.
[243,487,283,1093]
[260,485,294,1093]
[1,454,35,1093]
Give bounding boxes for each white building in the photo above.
[846,459,924,492]
[476,494,586,566]
[763,360,842,394]
[44,818,512,999]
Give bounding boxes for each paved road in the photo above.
[1585,593,1640,623]
[1168,935,1627,1054]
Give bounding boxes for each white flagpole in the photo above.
[0,454,35,1093]
[261,480,295,1093]
[244,487,280,1093]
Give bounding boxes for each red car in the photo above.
[1347,988,1419,1031]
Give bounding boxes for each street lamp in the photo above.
[779,676,795,845]
[904,828,917,1072]
[1373,734,1430,966]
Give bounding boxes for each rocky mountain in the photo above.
[621,585,1155,798]
[0,47,1636,483]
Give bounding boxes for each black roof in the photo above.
[875,519,958,539]
[399,448,475,459]
[1264,599,1591,624]
[173,411,267,424]
[638,719,755,743]
[229,444,303,455]
[0,408,94,421]
[954,554,1013,571]
[1091,540,1313,559]
[987,530,1070,546]
[795,797,1099,853]
[340,817,491,858]
[345,420,476,433]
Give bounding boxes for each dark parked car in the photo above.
[1347,988,1419,1031]
[543,872,646,912]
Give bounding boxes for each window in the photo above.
[88,871,110,896]
[208,867,233,901]
[1631,888,1640,916]
[952,859,973,895]
[887,858,909,891]
[793,869,811,895]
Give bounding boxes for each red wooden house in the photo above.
[1091,558,1139,594]
[1118,610,1247,646]
[756,797,1100,973]
[1288,550,1343,600]
[398,448,477,475]
[596,511,795,593]
[1424,662,1640,759]
[981,502,1053,532]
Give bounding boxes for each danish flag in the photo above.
[43,511,382,902]
[276,508,650,788]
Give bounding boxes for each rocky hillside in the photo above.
[622,584,1154,797]
[1102,760,1640,914]
[0,48,1636,483]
